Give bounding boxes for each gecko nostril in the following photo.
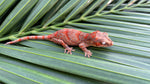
[109,41,113,46]
[111,41,113,45]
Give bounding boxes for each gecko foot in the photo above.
[85,50,92,58]
[64,47,75,54]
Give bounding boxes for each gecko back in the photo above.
[54,28,86,45]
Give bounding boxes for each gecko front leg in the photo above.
[49,38,75,54]
[79,42,92,58]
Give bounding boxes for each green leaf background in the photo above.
[0,0,150,84]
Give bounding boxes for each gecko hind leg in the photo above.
[49,38,75,54]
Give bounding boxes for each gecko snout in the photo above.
[102,40,113,47]
[106,39,113,46]
[109,41,113,46]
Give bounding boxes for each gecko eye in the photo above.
[102,42,106,45]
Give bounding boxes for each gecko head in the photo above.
[90,31,113,47]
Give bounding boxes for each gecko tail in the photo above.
[5,35,52,45]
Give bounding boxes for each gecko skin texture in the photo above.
[5,28,113,57]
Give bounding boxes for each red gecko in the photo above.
[5,28,113,57]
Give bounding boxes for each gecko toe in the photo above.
[84,50,92,58]
[64,47,75,55]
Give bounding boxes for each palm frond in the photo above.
[0,0,150,84]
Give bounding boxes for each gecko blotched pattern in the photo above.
[5,28,113,57]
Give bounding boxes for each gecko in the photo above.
[5,28,113,57]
